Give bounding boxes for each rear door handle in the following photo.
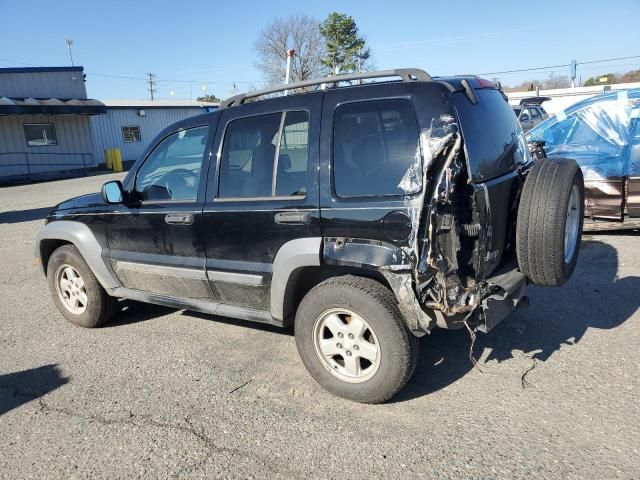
[165,213,194,225]
[274,212,311,225]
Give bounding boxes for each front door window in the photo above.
[135,126,209,201]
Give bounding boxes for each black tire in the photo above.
[294,275,418,404]
[516,158,585,286]
[46,244,118,328]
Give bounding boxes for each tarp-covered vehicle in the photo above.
[528,89,640,221]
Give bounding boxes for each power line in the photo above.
[0,58,260,85]
[84,71,260,84]
[478,55,640,76]
[0,57,36,66]
[579,55,640,65]
[157,78,259,84]
[492,62,640,78]
[3,54,639,86]
[478,63,568,76]
[85,72,148,80]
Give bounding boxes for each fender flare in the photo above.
[35,220,120,290]
[270,237,321,321]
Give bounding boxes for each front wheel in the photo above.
[294,275,418,404]
[46,244,118,328]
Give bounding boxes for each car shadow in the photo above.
[100,237,639,403]
[0,364,68,416]
[395,237,640,402]
[103,300,176,328]
[0,207,51,224]
[105,300,293,336]
[185,310,294,336]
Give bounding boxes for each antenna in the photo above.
[65,36,74,66]
[147,73,157,101]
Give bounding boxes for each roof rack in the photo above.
[219,68,432,108]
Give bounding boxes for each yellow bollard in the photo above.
[104,148,113,170]
[113,148,123,172]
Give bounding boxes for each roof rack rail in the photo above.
[219,68,432,109]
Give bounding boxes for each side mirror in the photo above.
[520,113,530,122]
[102,180,124,204]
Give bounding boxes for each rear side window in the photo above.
[333,100,421,197]
[218,111,309,198]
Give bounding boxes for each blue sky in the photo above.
[1,0,639,100]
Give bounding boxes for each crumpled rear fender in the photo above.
[323,237,436,336]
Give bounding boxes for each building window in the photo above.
[122,126,141,143]
[24,123,58,147]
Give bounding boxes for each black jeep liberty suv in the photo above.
[36,69,584,403]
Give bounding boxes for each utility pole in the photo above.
[65,37,74,66]
[147,73,157,101]
[284,49,295,95]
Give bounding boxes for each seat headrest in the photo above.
[251,143,276,176]
[278,153,291,171]
[351,135,384,169]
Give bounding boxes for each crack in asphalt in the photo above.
[521,358,538,389]
[1,385,298,477]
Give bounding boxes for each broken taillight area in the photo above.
[414,132,482,315]
[412,132,523,330]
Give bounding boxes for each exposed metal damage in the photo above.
[322,94,534,338]
[325,111,525,336]
[390,112,490,334]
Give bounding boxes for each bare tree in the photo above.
[542,73,570,89]
[255,15,327,86]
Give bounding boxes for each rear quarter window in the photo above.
[332,99,421,197]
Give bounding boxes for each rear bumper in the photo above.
[477,267,527,333]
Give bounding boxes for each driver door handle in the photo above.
[165,213,194,225]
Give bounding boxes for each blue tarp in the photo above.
[527,89,640,180]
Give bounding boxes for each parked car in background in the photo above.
[527,89,640,222]
[514,96,550,132]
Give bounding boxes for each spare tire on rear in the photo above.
[516,158,584,286]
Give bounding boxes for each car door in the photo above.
[106,120,214,300]
[627,110,640,217]
[201,94,322,314]
[319,83,426,266]
[530,107,543,128]
[519,108,535,131]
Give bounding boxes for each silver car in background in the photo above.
[514,96,550,132]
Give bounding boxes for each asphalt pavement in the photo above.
[1,173,638,479]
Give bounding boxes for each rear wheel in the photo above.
[295,275,418,404]
[47,244,118,328]
[516,158,585,286]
